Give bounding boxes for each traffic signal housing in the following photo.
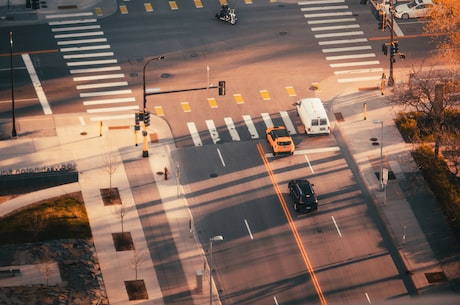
[382,43,388,56]
[135,112,144,124]
[144,111,151,127]
[218,81,226,96]
[31,0,40,9]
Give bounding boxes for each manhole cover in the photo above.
[210,173,218,178]
[161,73,171,78]
[156,171,164,176]
[370,137,378,141]
[372,142,380,146]
[80,131,87,136]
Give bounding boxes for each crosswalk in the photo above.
[46,12,138,122]
[298,0,383,83]
[186,111,297,147]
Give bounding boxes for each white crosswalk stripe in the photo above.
[224,117,241,142]
[206,120,221,144]
[299,0,382,83]
[243,115,259,139]
[187,122,203,146]
[48,12,139,122]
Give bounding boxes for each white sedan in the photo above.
[394,0,433,19]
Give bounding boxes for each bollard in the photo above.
[99,121,103,137]
[164,166,168,180]
[381,73,386,95]
[363,103,367,120]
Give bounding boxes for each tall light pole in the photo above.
[373,120,384,191]
[209,235,223,305]
[10,32,17,138]
[141,55,164,157]
[388,0,395,86]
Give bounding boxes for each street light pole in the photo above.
[388,0,395,86]
[209,235,223,305]
[10,32,17,138]
[373,120,384,191]
[141,56,164,157]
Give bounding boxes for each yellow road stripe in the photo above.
[169,1,178,10]
[181,102,191,112]
[257,143,328,305]
[119,5,128,14]
[219,0,228,5]
[234,94,244,104]
[286,86,296,97]
[244,0,253,4]
[95,7,103,16]
[144,3,153,12]
[194,0,203,8]
[260,90,271,101]
[208,98,218,108]
[154,106,164,116]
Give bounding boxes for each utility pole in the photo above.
[10,32,17,138]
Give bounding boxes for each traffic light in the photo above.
[31,0,40,9]
[390,44,395,56]
[382,43,388,56]
[135,112,143,124]
[218,81,226,96]
[144,111,150,127]
[393,41,399,54]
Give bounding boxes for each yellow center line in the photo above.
[257,143,327,305]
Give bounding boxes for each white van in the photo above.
[296,98,330,135]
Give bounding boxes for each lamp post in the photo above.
[388,0,395,86]
[209,235,223,305]
[373,120,384,191]
[10,32,17,138]
[141,56,164,157]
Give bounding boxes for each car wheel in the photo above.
[402,13,409,20]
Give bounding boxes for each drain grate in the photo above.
[425,272,447,283]
[375,171,396,180]
[334,112,344,122]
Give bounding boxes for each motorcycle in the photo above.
[215,5,237,25]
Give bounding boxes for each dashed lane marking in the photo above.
[169,1,178,10]
[234,94,244,104]
[144,3,153,12]
[194,0,203,8]
[154,106,164,116]
[260,90,271,101]
[208,98,218,108]
[95,7,103,16]
[286,86,296,96]
[120,5,128,14]
[181,102,191,112]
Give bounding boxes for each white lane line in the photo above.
[60,45,111,52]
[78,116,86,126]
[217,148,226,167]
[187,122,202,146]
[83,97,136,106]
[280,111,297,135]
[331,216,342,237]
[305,155,314,174]
[76,81,128,90]
[304,12,352,18]
[307,17,355,24]
[51,25,101,32]
[63,52,114,59]
[312,24,360,31]
[80,89,132,97]
[261,113,273,129]
[46,12,94,19]
[70,66,121,74]
[21,54,52,115]
[326,53,376,60]
[318,38,368,45]
[300,5,348,11]
[89,114,134,121]
[224,117,241,141]
[334,67,383,75]
[315,31,363,38]
[206,120,221,144]
[337,76,382,83]
[295,147,340,154]
[48,18,97,25]
[54,31,104,39]
[273,296,279,305]
[322,45,372,53]
[298,0,345,4]
[67,59,118,66]
[365,292,372,304]
[330,60,380,68]
[57,38,107,45]
[243,115,259,139]
[73,74,125,81]
[244,219,254,240]
[86,105,139,113]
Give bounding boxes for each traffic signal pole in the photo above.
[388,0,395,86]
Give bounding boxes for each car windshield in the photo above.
[408,1,418,8]
[279,141,292,146]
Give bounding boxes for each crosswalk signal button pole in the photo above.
[218,81,226,96]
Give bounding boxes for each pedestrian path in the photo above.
[47,12,139,122]
[298,0,384,83]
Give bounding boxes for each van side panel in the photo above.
[296,98,330,135]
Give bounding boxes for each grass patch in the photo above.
[0,192,91,245]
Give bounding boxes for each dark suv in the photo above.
[288,179,318,213]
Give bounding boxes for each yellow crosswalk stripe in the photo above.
[169,1,178,10]
[219,0,228,5]
[144,3,153,12]
[234,94,244,104]
[286,86,296,97]
[181,102,191,112]
[208,98,218,108]
[194,0,203,8]
[95,7,103,16]
[154,106,164,117]
[244,0,253,4]
[260,90,271,101]
[119,5,128,14]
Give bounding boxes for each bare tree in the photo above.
[132,249,146,280]
[116,205,128,233]
[442,128,460,177]
[102,149,119,202]
[25,211,48,241]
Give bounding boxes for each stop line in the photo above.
[298,0,383,83]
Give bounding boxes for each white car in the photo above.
[394,0,433,19]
